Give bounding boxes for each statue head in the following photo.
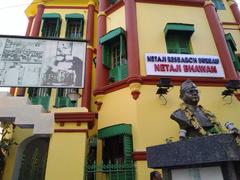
[180,79,199,106]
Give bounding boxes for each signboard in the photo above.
[171,166,224,180]
[145,53,225,78]
[0,36,86,88]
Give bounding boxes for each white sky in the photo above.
[0,0,239,92]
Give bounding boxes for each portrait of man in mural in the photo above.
[43,41,83,87]
[170,79,225,138]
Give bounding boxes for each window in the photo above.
[98,124,134,179]
[166,32,192,54]
[103,135,124,164]
[28,88,51,110]
[164,23,194,54]
[100,27,128,83]
[98,124,133,164]
[28,14,61,109]
[225,33,240,72]
[55,88,78,108]
[65,14,84,39]
[41,13,61,38]
[212,0,225,10]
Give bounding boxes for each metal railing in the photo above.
[85,161,135,180]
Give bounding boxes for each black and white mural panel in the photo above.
[0,36,86,88]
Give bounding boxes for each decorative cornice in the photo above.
[132,151,147,161]
[223,27,240,30]
[45,5,98,13]
[54,129,88,133]
[94,94,105,111]
[129,82,141,100]
[94,76,230,96]
[136,0,205,7]
[222,22,240,25]
[54,112,97,129]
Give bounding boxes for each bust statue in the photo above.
[170,79,224,138]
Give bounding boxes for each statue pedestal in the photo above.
[146,134,240,180]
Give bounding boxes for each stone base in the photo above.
[147,134,240,169]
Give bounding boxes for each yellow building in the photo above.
[1,0,240,179]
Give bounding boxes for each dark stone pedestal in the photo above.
[146,134,240,180]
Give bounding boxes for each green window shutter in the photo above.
[80,19,84,38]
[166,34,178,54]
[65,14,84,39]
[118,64,128,80]
[166,32,191,54]
[57,88,64,97]
[55,88,65,107]
[164,23,194,36]
[28,88,34,97]
[120,34,126,59]
[41,13,61,37]
[225,33,240,72]
[99,27,125,44]
[98,124,132,139]
[109,67,118,82]
[31,96,41,105]
[66,97,77,107]
[55,18,61,37]
[165,23,193,54]
[178,34,191,54]
[102,45,111,69]
[41,21,47,37]
[123,135,133,163]
[41,96,50,110]
[123,135,134,180]
[227,42,240,71]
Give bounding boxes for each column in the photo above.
[31,3,45,37]
[204,0,238,79]
[25,16,34,36]
[124,0,141,83]
[95,0,109,94]
[82,1,95,110]
[45,112,96,180]
[228,0,240,24]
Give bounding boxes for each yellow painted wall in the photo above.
[136,3,219,76]
[98,84,240,149]
[136,161,154,180]
[3,128,33,180]
[97,88,138,130]
[217,0,236,23]
[107,6,126,32]
[45,132,87,180]
[133,85,240,150]
[98,85,240,180]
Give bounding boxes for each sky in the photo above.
[0,0,239,92]
[0,0,239,36]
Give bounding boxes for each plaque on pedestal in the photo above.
[146,134,240,180]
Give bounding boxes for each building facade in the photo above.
[1,0,240,179]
